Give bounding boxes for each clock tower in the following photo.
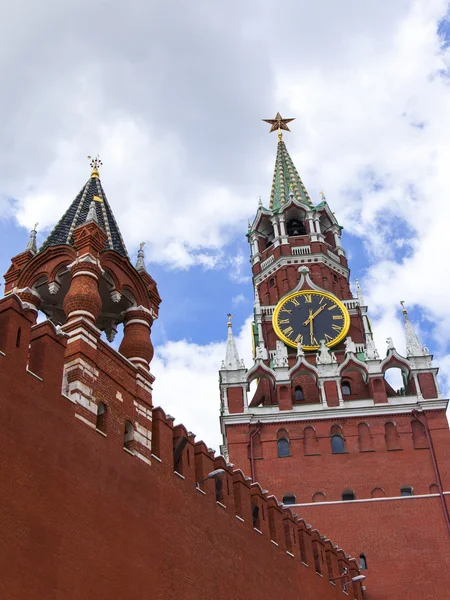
[219,115,450,599]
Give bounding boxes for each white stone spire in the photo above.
[222,314,244,370]
[136,242,146,271]
[85,201,98,224]
[355,277,365,305]
[400,301,425,357]
[25,223,38,254]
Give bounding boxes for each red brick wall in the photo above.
[226,412,450,599]
[0,298,360,600]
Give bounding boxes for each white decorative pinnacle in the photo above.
[274,340,289,368]
[344,336,357,355]
[26,223,38,254]
[85,201,98,224]
[364,335,379,360]
[386,337,395,351]
[355,277,365,305]
[136,242,146,271]
[222,314,245,370]
[400,301,425,357]
[316,339,337,365]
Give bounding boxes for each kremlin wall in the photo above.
[0,293,363,599]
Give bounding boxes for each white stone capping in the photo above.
[123,318,151,328]
[75,413,96,429]
[62,316,101,334]
[71,270,99,280]
[66,333,97,350]
[135,452,152,466]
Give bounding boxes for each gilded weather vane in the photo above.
[263,112,295,140]
[88,154,103,177]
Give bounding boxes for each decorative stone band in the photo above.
[71,270,99,280]
[128,356,150,367]
[124,318,151,328]
[66,309,96,320]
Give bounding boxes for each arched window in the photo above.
[330,426,346,454]
[96,402,107,433]
[124,420,134,450]
[385,421,401,451]
[371,487,386,498]
[269,277,275,287]
[342,489,355,501]
[312,491,326,503]
[277,438,290,458]
[400,485,413,496]
[265,238,273,249]
[304,426,320,455]
[360,553,368,570]
[411,419,429,449]
[357,422,374,452]
[294,386,304,401]
[331,435,345,453]
[342,381,352,395]
[282,494,296,505]
[16,327,21,348]
[287,218,306,236]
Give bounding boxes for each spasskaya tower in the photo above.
[218,114,450,600]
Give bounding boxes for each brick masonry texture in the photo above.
[0,295,363,600]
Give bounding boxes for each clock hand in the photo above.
[303,304,327,326]
[310,315,315,346]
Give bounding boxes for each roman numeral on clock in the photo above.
[332,324,342,332]
[283,326,294,336]
[278,319,290,324]
[294,334,304,344]
[304,294,312,303]
[328,304,337,311]
[290,298,300,307]
[281,309,292,314]
[324,334,333,342]
[333,315,344,320]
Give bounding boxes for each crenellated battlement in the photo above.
[0,292,365,599]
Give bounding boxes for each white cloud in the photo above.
[232,294,247,306]
[151,316,253,451]
[1,0,450,443]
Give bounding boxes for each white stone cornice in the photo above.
[221,397,448,426]
[255,252,349,285]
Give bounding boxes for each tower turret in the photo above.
[3,156,161,370]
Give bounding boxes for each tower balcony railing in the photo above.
[261,255,275,270]
[292,245,311,256]
[342,298,360,310]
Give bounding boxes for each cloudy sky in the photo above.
[1,0,450,449]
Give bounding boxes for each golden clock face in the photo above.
[272,290,350,351]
